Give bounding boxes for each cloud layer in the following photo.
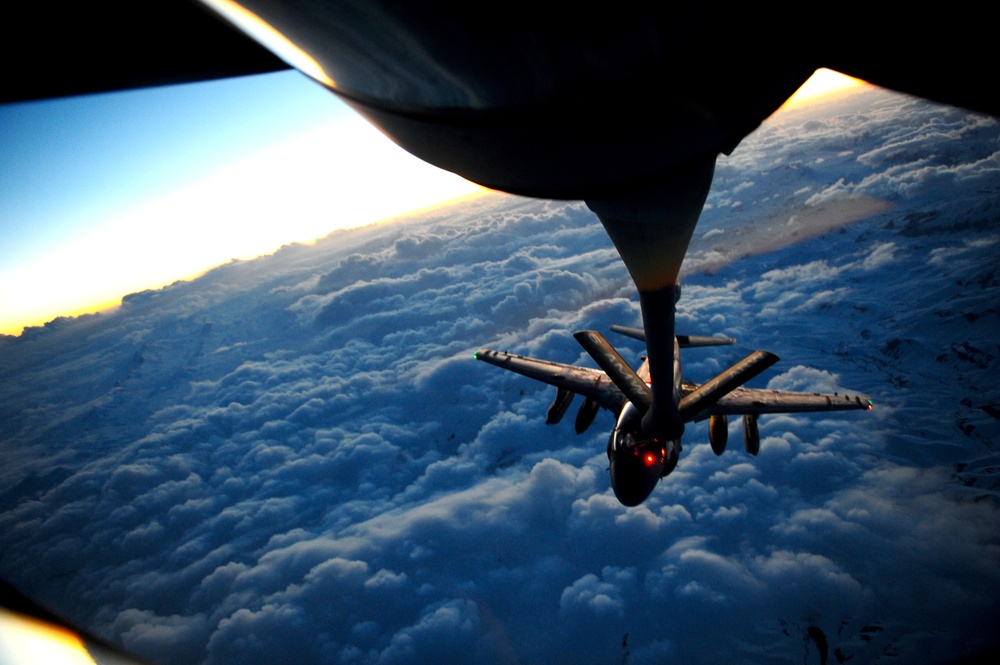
[2,85,999,664]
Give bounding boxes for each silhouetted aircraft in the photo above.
[477,324,871,506]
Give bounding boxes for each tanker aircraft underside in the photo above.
[476,324,872,507]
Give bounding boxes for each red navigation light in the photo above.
[644,453,656,466]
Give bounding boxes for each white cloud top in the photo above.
[1,85,999,664]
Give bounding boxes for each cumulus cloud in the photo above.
[767,366,851,393]
[1,84,998,665]
[559,566,634,618]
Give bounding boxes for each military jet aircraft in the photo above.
[476,323,872,506]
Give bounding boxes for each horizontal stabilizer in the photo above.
[609,324,646,342]
[678,350,779,422]
[677,335,736,348]
[573,330,652,414]
[609,325,735,348]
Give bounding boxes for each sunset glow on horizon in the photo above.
[0,77,484,336]
[1,69,865,337]
[781,68,868,109]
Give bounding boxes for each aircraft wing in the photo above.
[2,1,289,103]
[683,382,872,422]
[475,349,627,414]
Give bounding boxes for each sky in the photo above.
[0,69,858,337]
[1,81,998,665]
[0,71,484,335]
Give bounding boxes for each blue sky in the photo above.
[0,71,481,335]
[1,72,343,256]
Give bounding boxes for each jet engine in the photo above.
[606,403,671,506]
